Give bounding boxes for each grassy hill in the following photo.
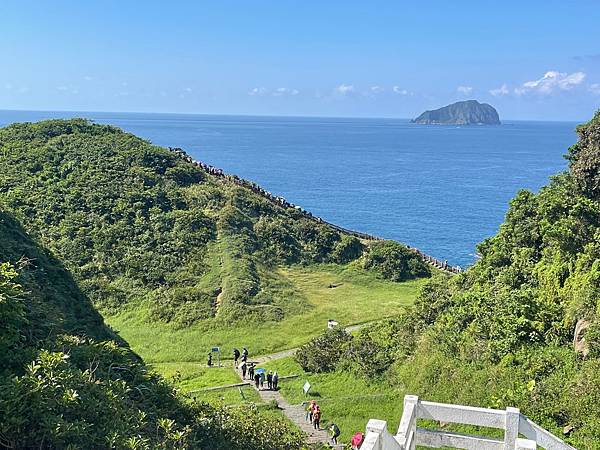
[0,119,431,447]
[0,119,430,315]
[0,208,308,449]
[0,119,429,354]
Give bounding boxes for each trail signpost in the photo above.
[303,381,311,395]
[211,347,221,367]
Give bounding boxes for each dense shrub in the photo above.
[254,217,301,264]
[332,235,364,263]
[295,327,352,373]
[363,240,431,281]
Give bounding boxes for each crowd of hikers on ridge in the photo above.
[168,146,463,274]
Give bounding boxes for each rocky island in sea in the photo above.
[411,100,500,125]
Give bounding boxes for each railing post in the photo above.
[504,407,520,449]
[397,395,418,450]
[365,419,388,450]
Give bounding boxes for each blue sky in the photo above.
[1,1,599,120]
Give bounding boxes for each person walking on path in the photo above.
[207,352,212,367]
[351,432,364,449]
[329,423,340,445]
[259,371,265,389]
[305,401,315,422]
[272,371,279,390]
[233,348,240,368]
[242,347,248,363]
[248,363,255,380]
[312,405,321,430]
[241,361,247,379]
[254,372,260,389]
[266,371,273,390]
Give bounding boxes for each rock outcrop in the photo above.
[411,100,500,125]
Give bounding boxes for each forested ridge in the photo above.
[295,111,600,448]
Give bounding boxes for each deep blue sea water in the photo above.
[0,110,578,267]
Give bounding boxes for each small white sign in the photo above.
[303,381,311,394]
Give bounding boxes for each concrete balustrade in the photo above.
[362,395,575,450]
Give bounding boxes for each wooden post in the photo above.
[504,407,520,449]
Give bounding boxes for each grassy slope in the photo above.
[152,362,263,404]
[107,263,424,363]
[0,119,429,443]
[261,357,405,443]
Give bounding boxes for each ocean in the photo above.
[0,110,578,267]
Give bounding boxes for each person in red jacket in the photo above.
[312,405,321,430]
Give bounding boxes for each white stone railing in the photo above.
[362,395,576,450]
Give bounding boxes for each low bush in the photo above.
[363,241,431,281]
[295,327,352,373]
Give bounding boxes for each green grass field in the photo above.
[107,262,422,439]
[261,357,406,443]
[150,361,262,404]
[107,263,423,364]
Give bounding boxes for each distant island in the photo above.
[411,100,500,125]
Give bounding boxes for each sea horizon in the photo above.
[0,108,583,124]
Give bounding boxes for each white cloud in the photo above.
[392,86,409,95]
[56,86,69,91]
[457,85,473,95]
[334,84,355,95]
[590,83,600,95]
[490,83,510,97]
[184,87,193,93]
[516,71,586,95]
[249,87,269,96]
[273,87,299,96]
[84,75,93,81]
[5,83,13,90]
[370,85,384,94]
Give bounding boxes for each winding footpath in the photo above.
[230,324,367,447]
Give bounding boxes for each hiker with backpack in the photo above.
[312,405,321,430]
[329,423,341,445]
[233,348,240,368]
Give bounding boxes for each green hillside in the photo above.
[0,119,431,447]
[288,111,600,448]
[0,208,309,448]
[0,119,429,330]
